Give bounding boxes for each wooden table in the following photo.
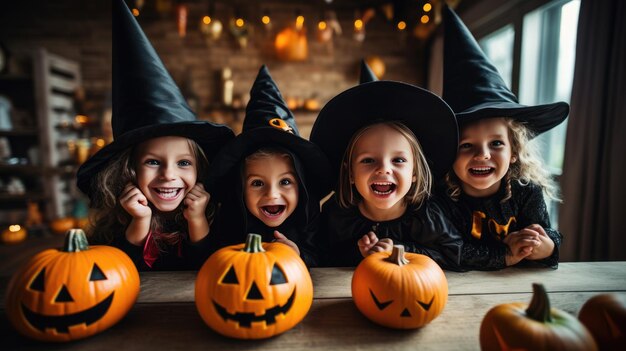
[1,260,625,350]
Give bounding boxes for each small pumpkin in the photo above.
[351,245,448,329]
[5,229,140,342]
[50,217,76,235]
[480,283,597,351]
[1,224,27,245]
[579,293,626,350]
[275,27,308,61]
[195,233,313,339]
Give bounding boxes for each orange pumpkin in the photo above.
[579,293,626,350]
[275,27,308,61]
[1,224,27,245]
[195,233,313,339]
[5,229,140,342]
[480,283,597,351]
[351,245,448,329]
[50,217,75,235]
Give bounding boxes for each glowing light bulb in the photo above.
[203,16,211,25]
[421,15,430,24]
[354,19,363,30]
[423,3,432,12]
[397,21,406,30]
[262,15,270,25]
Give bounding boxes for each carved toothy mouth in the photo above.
[22,292,114,333]
[212,288,296,327]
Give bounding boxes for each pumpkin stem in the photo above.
[243,233,265,253]
[385,245,409,266]
[526,283,552,323]
[63,229,89,252]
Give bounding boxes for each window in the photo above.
[477,0,581,226]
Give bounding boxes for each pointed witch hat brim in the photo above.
[310,80,458,182]
[76,0,234,197]
[207,65,332,200]
[442,5,569,136]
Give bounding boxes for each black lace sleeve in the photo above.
[516,183,561,268]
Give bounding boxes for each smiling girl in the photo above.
[206,66,332,267]
[77,0,234,270]
[311,80,463,269]
[436,6,568,270]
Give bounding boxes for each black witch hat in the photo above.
[76,0,234,197]
[360,59,378,84]
[443,5,569,135]
[310,80,458,181]
[207,65,332,200]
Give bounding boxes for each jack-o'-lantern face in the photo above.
[5,229,140,342]
[352,246,448,329]
[196,234,313,339]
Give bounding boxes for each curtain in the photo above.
[559,0,626,261]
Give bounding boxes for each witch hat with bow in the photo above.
[442,5,569,135]
[207,65,332,201]
[77,0,234,197]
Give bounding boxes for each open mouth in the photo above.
[213,289,295,327]
[152,187,183,200]
[22,292,114,333]
[469,167,495,176]
[261,205,286,217]
[371,182,396,195]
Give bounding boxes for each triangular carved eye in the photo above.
[269,264,287,285]
[417,296,434,311]
[221,266,239,284]
[370,289,392,310]
[89,264,107,281]
[55,285,74,303]
[29,269,45,292]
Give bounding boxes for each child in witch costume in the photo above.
[206,65,332,267]
[310,60,463,270]
[435,6,568,270]
[76,0,234,271]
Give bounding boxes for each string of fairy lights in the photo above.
[126,0,443,42]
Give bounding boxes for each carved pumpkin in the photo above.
[2,224,27,244]
[579,293,626,350]
[195,233,313,339]
[480,283,597,351]
[351,245,448,329]
[5,229,140,342]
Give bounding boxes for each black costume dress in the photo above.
[95,220,214,271]
[318,195,464,271]
[434,181,561,270]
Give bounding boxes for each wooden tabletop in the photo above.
[2,261,625,350]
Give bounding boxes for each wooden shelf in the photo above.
[0,192,47,202]
[0,164,43,174]
[0,128,38,136]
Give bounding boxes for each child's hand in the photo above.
[503,228,540,266]
[273,231,300,255]
[525,224,555,260]
[183,183,210,223]
[358,232,393,257]
[119,184,151,219]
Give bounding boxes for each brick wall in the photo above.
[0,0,428,137]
